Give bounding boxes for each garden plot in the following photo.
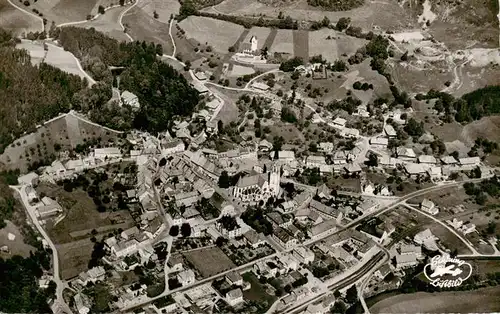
[135,0,180,24]
[228,64,255,77]
[77,5,133,42]
[0,0,41,34]
[183,247,236,278]
[243,27,271,50]
[269,29,294,55]
[178,16,244,53]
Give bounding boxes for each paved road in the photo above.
[11,185,72,314]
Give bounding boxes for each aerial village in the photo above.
[10,35,498,314]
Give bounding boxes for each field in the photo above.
[122,6,174,54]
[0,112,122,172]
[182,247,236,278]
[269,29,294,56]
[178,16,244,54]
[57,238,95,279]
[293,30,308,61]
[74,5,132,42]
[228,64,255,77]
[0,220,36,258]
[370,286,500,313]
[135,0,180,24]
[44,44,92,79]
[0,0,41,35]
[16,40,46,65]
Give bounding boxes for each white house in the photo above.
[161,140,185,156]
[418,155,437,164]
[94,147,122,160]
[226,288,244,306]
[319,142,334,154]
[420,199,438,215]
[273,227,297,249]
[121,91,140,109]
[370,137,388,147]
[293,246,315,264]
[395,253,418,269]
[177,269,196,286]
[384,124,397,138]
[397,147,417,161]
[18,172,39,186]
[332,117,346,129]
[306,155,327,168]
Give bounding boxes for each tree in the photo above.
[169,225,179,237]
[98,5,105,14]
[365,152,378,167]
[345,285,357,303]
[218,171,230,188]
[181,223,191,237]
[331,300,347,314]
[335,17,351,31]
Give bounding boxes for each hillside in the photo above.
[0,29,89,155]
[57,27,200,132]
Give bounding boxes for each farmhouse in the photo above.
[252,82,270,91]
[319,142,334,153]
[226,288,244,306]
[37,197,63,219]
[273,227,297,249]
[292,246,315,264]
[177,269,196,286]
[421,198,438,215]
[306,155,327,168]
[459,157,481,169]
[441,156,458,165]
[404,163,426,177]
[397,147,417,161]
[94,147,122,160]
[384,124,397,138]
[370,137,388,147]
[418,155,437,164]
[121,91,140,109]
[395,253,418,269]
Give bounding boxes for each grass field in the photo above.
[178,16,244,54]
[183,247,236,278]
[293,30,309,61]
[0,0,41,35]
[370,286,500,313]
[420,222,473,254]
[0,220,36,258]
[51,0,98,22]
[135,0,180,24]
[122,6,174,54]
[75,5,132,42]
[269,29,294,56]
[57,238,95,279]
[243,26,270,50]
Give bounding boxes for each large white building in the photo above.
[232,169,280,203]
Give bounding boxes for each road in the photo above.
[11,185,72,314]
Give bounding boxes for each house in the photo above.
[384,124,397,138]
[413,228,439,251]
[418,155,437,164]
[395,253,418,269]
[370,137,388,147]
[332,117,346,129]
[397,147,417,161]
[37,196,62,219]
[74,293,91,314]
[232,171,280,203]
[308,219,337,240]
[77,266,106,285]
[316,184,331,199]
[252,82,270,91]
[427,166,442,179]
[274,150,296,163]
[273,227,297,249]
[111,240,139,258]
[167,254,184,273]
[65,159,84,172]
[192,80,208,94]
[121,226,139,240]
[340,128,360,138]
[295,208,323,225]
[278,200,296,214]
[161,140,185,156]
[259,139,273,152]
[194,71,207,80]
[344,163,362,174]
[459,157,481,169]
[18,172,39,186]
[121,91,140,109]
[380,156,398,168]
[293,246,315,264]
[404,163,426,177]
[441,156,458,165]
[226,271,243,286]
[293,190,313,211]
[177,269,196,286]
[305,303,324,314]
[94,147,122,160]
[374,264,392,279]
[306,155,327,168]
[333,151,348,164]
[226,288,244,306]
[400,244,423,259]
[25,185,38,204]
[461,223,476,235]
[420,199,438,215]
[216,216,243,238]
[279,253,299,271]
[266,212,292,228]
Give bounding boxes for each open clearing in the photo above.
[74,5,132,42]
[44,44,90,79]
[183,247,236,278]
[370,286,500,313]
[135,0,180,24]
[0,0,41,35]
[38,183,134,244]
[50,0,98,23]
[57,238,95,279]
[308,29,339,62]
[269,29,294,56]
[122,6,173,53]
[178,16,244,54]
[16,40,46,65]
[0,220,36,258]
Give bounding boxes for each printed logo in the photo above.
[423,254,472,288]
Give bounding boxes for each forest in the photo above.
[0,29,88,154]
[57,27,200,133]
